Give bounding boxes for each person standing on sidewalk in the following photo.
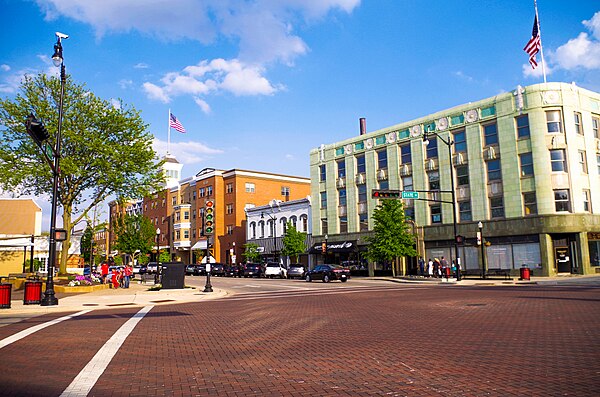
[101,261,109,284]
[427,258,434,278]
[123,264,133,288]
[418,257,425,277]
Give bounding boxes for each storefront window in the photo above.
[589,239,600,267]
[512,243,542,269]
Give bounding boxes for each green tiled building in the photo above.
[310,82,600,277]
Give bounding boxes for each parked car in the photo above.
[211,263,225,276]
[185,264,198,276]
[147,262,159,274]
[305,264,350,283]
[241,263,263,278]
[224,265,239,277]
[264,262,287,278]
[287,264,305,279]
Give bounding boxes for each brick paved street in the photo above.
[0,283,599,396]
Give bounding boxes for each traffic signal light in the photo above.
[455,235,464,244]
[204,200,214,234]
[25,113,50,146]
[321,242,327,254]
[372,190,401,199]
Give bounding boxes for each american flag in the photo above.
[524,15,541,69]
[169,113,186,133]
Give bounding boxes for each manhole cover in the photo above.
[465,303,487,307]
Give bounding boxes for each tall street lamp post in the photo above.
[203,236,213,293]
[423,130,461,281]
[41,32,68,306]
[478,221,487,279]
[261,212,277,262]
[155,228,160,284]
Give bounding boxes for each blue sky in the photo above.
[1,0,599,227]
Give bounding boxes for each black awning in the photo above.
[308,241,356,254]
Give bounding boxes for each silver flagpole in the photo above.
[167,108,171,155]
[534,0,547,83]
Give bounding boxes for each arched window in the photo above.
[259,221,265,238]
[250,222,256,239]
[279,217,287,234]
[290,216,297,229]
[300,214,308,232]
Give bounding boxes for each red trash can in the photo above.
[0,283,12,309]
[444,267,451,278]
[520,266,531,281]
[23,281,43,305]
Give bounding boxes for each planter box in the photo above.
[54,284,109,293]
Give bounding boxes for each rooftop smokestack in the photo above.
[359,118,366,135]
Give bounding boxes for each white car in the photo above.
[264,262,286,279]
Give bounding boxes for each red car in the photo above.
[305,264,350,283]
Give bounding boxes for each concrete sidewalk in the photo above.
[382,273,600,286]
[0,280,228,324]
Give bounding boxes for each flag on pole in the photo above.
[524,15,541,69]
[169,112,186,133]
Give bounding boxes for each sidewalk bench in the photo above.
[486,269,512,280]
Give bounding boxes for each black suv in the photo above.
[241,263,263,278]
[211,263,225,276]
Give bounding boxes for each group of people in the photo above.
[418,256,454,278]
[99,258,133,289]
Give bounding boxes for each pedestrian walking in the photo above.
[101,261,109,284]
[123,264,133,288]
[428,258,434,277]
[111,268,119,289]
[433,258,440,278]
[441,256,448,279]
[418,257,425,277]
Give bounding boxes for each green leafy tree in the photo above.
[281,221,307,262]
[0,73,164,273]
[243,242,261,263]
[158,250,171,263]
[80,225,95,265]
[112,214,156,259]
[364,200,417,275]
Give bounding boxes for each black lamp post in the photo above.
[423,130,461,281]
[261,212,277,262]
[41,32,68,306]
[155,227,161,284]
[478,221,487,279]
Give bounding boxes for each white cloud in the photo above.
[133,63,149,69]
[583,11,600,40]
[143,58,278,105]
[194,97,211,114]
[522,60,551,78]
[153,138,223,165]
[110,98,121,109]
[1,64,10,72]
[118,79,133,89]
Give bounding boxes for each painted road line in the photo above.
[60,305,153,397]
[0,310,92,350]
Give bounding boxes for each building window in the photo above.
[597,154,600,175]
[546,110,562,133]
[207,186,213,196]
[226,204,233,214]
[519,152,534,177]
[250,223,256,239]
[453,129,467,153]
[550,149,567,172]
[356,154,366,174]
[259,221,265,238]
[184,230,189,239]
[184,211,189,220]
[359,213,368,231]
[319,164,326,182]
[516,114,530,138]
[281,186,290,197]
[358,184,367,203]
[578,151,588,174]
[172,196,177,205]
[402,176,413,191]
[192,209,196,219]
[199,188,205,197]
[523,192,537,215]
[377,149,388,170]
[400,144,411,164]
[320,192,327,209]
[337,159,346,178]
[245,183,255,193]
[192,191,196,200]
[459,201,472,222]
[487,159,502,181]
[574,112,583,135]
[554,189,571,212]
[302,216,308,232]
[175,212,181,221]
[176,230,181,240]
[338,188,347,206]
[379,179,389,190]
[430,205,441,224]
[227,225,233,235]
[404,207,414,220]
[456,165,469,186]
[593,115,599,138]
[339,216,348,233]
[428,171,440,191]
[426,137,438,158]
[490,197,504,218]
[321,219,328,235]
[226,183,234,193]
[192,229,196,238]
[483,122,498,146]
[583,190,591,212]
